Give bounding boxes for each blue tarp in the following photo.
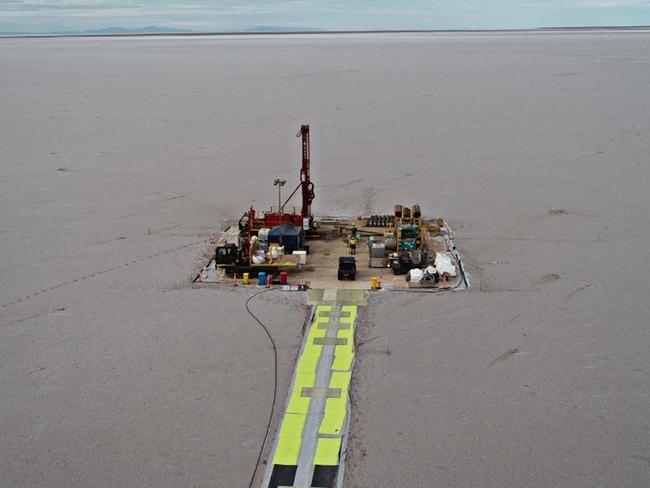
[268,223,302,252]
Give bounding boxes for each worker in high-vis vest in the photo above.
[348,235,357,254]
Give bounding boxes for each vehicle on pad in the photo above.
[338,256,357,280]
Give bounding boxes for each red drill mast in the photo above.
[273,124,315,227]
[298,124,315,219]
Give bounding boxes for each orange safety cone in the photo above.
[266,274,272,288]
[232,273,238,287]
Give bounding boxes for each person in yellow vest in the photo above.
[348,235,357,254]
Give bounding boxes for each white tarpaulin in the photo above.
[407,268,424,283]
[435,252,457,277]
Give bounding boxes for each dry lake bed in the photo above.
[1,31,650,487]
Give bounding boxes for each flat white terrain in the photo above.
[1,31,649,487]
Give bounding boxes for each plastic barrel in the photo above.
[243,272,250,285]
[370,276,378,290]
[258,272,267,286]
[280,271,288,285]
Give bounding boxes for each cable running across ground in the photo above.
[245,288,278,488]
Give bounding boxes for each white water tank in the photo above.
[258,228,270,242]
[292,250,307,265]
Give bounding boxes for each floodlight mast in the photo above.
[273,178,286,216]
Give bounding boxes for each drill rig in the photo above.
[214,125,315,275]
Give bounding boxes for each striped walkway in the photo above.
[261,289,367,488]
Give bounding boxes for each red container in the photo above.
[279,271,288,285]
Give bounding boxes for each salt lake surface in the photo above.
[1,31,650,487]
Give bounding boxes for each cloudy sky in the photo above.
[1,0,649,33]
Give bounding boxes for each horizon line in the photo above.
[3,25,650,39]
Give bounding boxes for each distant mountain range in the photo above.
[1,26,190,36]
[1,25,648,37]
[0,25,322,37]
[247,25,322,32]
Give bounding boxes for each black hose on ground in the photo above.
[245,288,277,488]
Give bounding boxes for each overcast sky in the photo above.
[1,0,649,33]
